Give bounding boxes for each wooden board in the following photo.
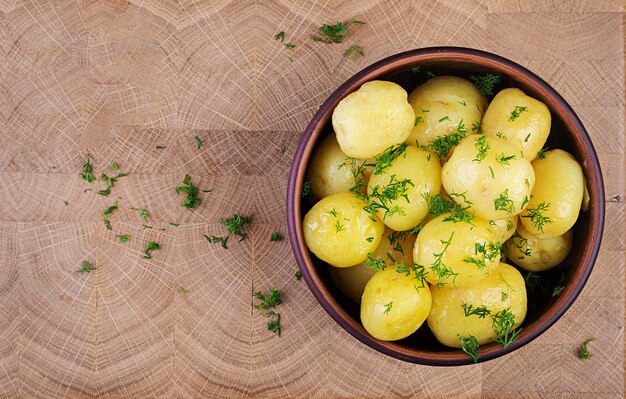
[0,1,624,397]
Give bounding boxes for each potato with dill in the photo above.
[441,135,535,221]
[482,88,551,161]
[506,223,573,272]
[332,80,415,158]
[303,192,385,267]
[519,149,584,238]
[413,213,500,288]
[427,263,527,347]
[367,145,441,231]
[361,268,432,341]
[406,76,487,153]
[306,134,373,200]
[489,215,518,244]
[329,228,416,303]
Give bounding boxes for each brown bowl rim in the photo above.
[286,46,605,366]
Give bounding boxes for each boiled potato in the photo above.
[329,228,416,303]
[483,88,551,161]
[413,214,500,288]
[519,149,584,238]
[427,263,527,347]
[507,220,574,272]
[303,192,385,267]
[367,145,441,231]
[361,268,432,341]
[306,134,373,200]
[406,76,487,148]
[441,135,535,221]
[489,215,518,244]
[332,81,415,158]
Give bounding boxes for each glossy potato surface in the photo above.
[332,80,415,158]
[427,263,527,347]
[367,146,441,231]
[483,88,551,161]
[329,228,416,303]
[442,135,535,220]
[306,134,372,200]
[519,149,584,238]
[406,76,487,147]
[413,214,499,287]
[303,193,385,267]
[361,268,432,341]
[506,222,573,272]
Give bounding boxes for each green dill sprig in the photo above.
[471,122,482,133]
[311,18,365,44]
[425,193,455,218]
[430,232,458,286]
[537,147,548,159]
[253,288,282,336]
[143,241,160,259]
[522,202,552,232]
[422,119,468,160]
[195,136,203,149]
[206,214,254,249]
[473,135,490,163]
[294,270,303,280]
[494,189,515,214]
[470,73,501,97]
[345,44,364,59]
[179,287,189,294]
[131,207,150,222]
[495,153,516,167]
[365,174,414,220]
[463,241,501,270]
[117,234,130,243]
[442,192,475,224]
[274,31,285,42]
[491,308,522,348]
[103,202,118,230]
[577,337,595,360]
[79,155,97,182]
[76,260,96,274]
[383,301,393,315]
[301,181,312,198]
[509,106,528,121]
[458,335,480,363]
[175,174,202,209]
[364,253,385,271]
[373,144,407,175]
[270,232,283,241]
[462,303,491,318]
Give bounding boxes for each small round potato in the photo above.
[332,80,415,158]
[483,88,551,161]
[306,134,373,200]
[489,215,518,244]
[442,135,535,221]
[303,192,385,267]
[519,149,584,238]
[406,76,487,148]
[367,146,441,231]
[413,214,500,288]
[427,263,527,347]
[329,228,416,303]
[506,221,573,272]
[361,268,432,341]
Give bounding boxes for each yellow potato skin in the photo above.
[329,228,416,303]
[303,193,385,267]
[506,222,573,272]
[442,135,535,220]
[361,268,432,341]
[489,215,518,244]
[427,263,527,347]
[406,76,487,147]
[332,81,415,158]
[483,88,551,161]
[367,146,441,231]
[413,214,499,288]
[306,134,372,200]
[520,149,584,238]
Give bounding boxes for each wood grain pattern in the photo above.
[0,0,623,398]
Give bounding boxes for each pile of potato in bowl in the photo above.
[300,72,589,363]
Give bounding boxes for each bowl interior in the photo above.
[289,48,604,365]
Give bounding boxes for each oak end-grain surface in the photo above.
[0,1,624,398]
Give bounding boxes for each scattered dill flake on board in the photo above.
[294,271,303,280]
[179,287,189,294]
[79,155,97,183]
[577,337,595,360]
[345,44,364,59]
[274,31,285,42]
[195,136,203,149]
[143,241,160,259]
[270,232,283,241]
[253,288,283,336]
[175,174,202,209]
[76,260,96,274]
[311,17,365,44]
[117,234,130,243]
